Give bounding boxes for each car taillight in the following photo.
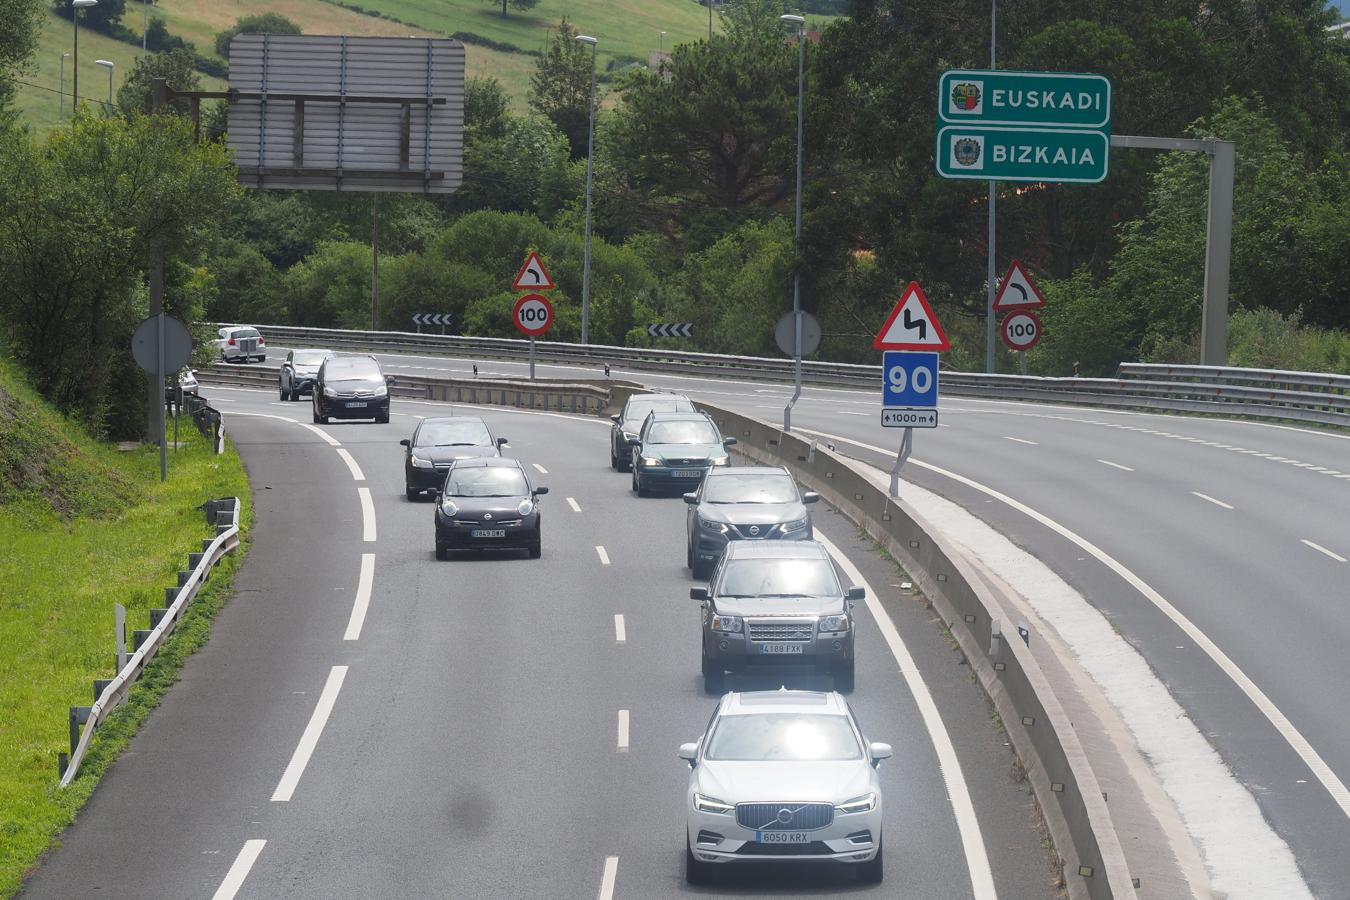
[258,337,265,345]
[227,337,236,346]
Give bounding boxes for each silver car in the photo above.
[685,466,819,579]
[680,690,890,885]
[279,348,335,401]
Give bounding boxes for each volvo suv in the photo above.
[679,690,889,884]
[609,392,695,471]
[685,466,820,579]
[694,540,863,693]
[628,411,735,496]
[312,355,392,424]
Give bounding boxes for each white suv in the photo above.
[679,690,890,884]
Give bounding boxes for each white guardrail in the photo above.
[221,324,1350,428]
[58,497,242,787]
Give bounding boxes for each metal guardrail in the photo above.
[58,497,242,787]
[216,324,1350,429]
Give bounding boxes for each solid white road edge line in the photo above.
[532,463,548,474]
[211,839,266,900]
[596,545,610,566]
[802,426,1322,899]
[597,856,619,900]
[1192,492,1235,510]
[271,666,347,802]
[1096,459,1134,471]
[343,554,376,641]
[358,487,376,542]
[617,710,630,752]
[1300,539,1347,563]
[614,614,626,644]
[814,532,997,899]
[296,421,341,447]
[335,448,366,481]
[567,497,582,513]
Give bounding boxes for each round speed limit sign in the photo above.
[513,293,555,337]
[1001,310,1043,351]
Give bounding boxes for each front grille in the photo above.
[730,523,779,540]
[669,458,707,466]
[747,621,815,643]
[735,802,833,831]
[735,841,834,856]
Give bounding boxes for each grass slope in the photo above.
[0,358,250,898]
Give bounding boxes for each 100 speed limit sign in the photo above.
[513,293,555,337]
[1001,309,1043,351]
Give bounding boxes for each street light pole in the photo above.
[96,59,114,113]
[781,15,805,433]
[577,34,599,347]
[659,31,665,54]
[60,52,70,117]
[71,0,98,113]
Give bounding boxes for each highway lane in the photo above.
[22,386,1056,899]
[252,343,1350,893]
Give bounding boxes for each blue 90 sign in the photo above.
[882,351,939,408]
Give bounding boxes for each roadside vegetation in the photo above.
[0,355,250,898]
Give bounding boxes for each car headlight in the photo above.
[819,614,850,633]
[373,383,388,397]
[711,614,742,634]
[440,499,459,517]
[835,793,876,814]
[640,456,662,467]
[783,516,809,532]
[694,793,734,815]
[711,456,729,466]
[323,386,338,398]
[411,455,434,469]
[517,499,534,517]
[698,517,728,534]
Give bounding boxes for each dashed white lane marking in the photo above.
[297,422,341,447]
[1097,459,1134,472]
[838,410,870,416]
[596,545,610,565]
[335,449,365,481]
[617,710,630,751]
[597,856,619,900]
[271,666,347,802]
[532,463,548,475]
[358,487,376,542]
[344,554,376,641]
[211,839,266,900]
[1192,492,1235,510]
[814,532,997,899]
[614,614,626,644]
[1301,540,1347,563]
[1003,436,1038,445]
[567,497,582,513]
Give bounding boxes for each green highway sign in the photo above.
[938,70,1111,130]
[936,126,1110,183]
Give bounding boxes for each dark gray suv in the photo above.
[628,412,735,496]
[609,393,694,471]
[694,540,863,694]
[684,466,819,579]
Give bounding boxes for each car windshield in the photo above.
[625,398,690,425]
[417,421,492,447]
[717,558,840,598]
[232,328,259,339]
[293,351,330,365]
[704,473,798,504]
[648,421,718,444]
[445,467,528,498]
[325,360,381,381]
[705,713,863,761]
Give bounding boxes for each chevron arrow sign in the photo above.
[412,313,454,326]
[647,323,693,338]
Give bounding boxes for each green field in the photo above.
[0,359,250,898]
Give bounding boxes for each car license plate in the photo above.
[470,529,506,538]
[758,643,805,654]
[347,401,367,408]
[673,469,703,478]
[756,831,810,843]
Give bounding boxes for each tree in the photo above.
[0,0,44,123]
[116,49,201,115]
[214,13,302,60]
[452,113,570,214]
[53,0,126,32]
[486,0,539,19]
[282,241,373,329]
[465,75,510,136]
[529,18,596,157]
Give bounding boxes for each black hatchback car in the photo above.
[312,356,392,424]
[401,416,508,500]
[434,458,547,559]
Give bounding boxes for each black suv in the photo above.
[312,356,392,424]
[609,392,695,471]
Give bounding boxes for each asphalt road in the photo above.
[249,344,1350,895]
[21,387,1057,899]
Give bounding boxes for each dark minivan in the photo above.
[312,355,392,424]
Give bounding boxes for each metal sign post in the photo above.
[529,337,536,380]
[889,427,914,498]
[875,287,946,499]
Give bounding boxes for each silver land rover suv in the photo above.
[694,540,864,695]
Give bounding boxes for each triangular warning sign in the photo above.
[512,251,555,291]
[993,259,1046,311]
[874,282,950,351]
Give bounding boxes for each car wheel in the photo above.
[834,659,856,694]
[692,555,712,581]
[313,408,326,425]
[290,389,301,402]
[279,385,288,401]
[855,840,883,884]
[685,836,713,885]
[528,536,542,559]
[686,540,694,570]
[435,542,448,561]
[376,413,390,424]
[406,486,421,502]
[702,662,724,695]
[610,444,619,471]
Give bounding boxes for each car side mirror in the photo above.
[690,587,709,601]
[497,437,508,448]
[610,414,622,423]
[869,742,892,767]
[678,742,699,766]
[400,438,410,447]
[683,493,698,504]
[802,491,820,504]
[626,436,641,446]
[385,375,397,385]
[847,586,865,603]
[534,486,549,495]
[723,437,738,447]
[190,369,198,376]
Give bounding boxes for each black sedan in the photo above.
[434,458,547,560]
[401,416,507,500]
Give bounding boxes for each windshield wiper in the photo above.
[432,442,483,447]
[751,593,815,599]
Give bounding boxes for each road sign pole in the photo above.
[1201,139,1235,366]
[1020,350,1027,375]
[156,311,166,482]
[889,427,913,498]
[986,0,997,375]
[529,336,536,381]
